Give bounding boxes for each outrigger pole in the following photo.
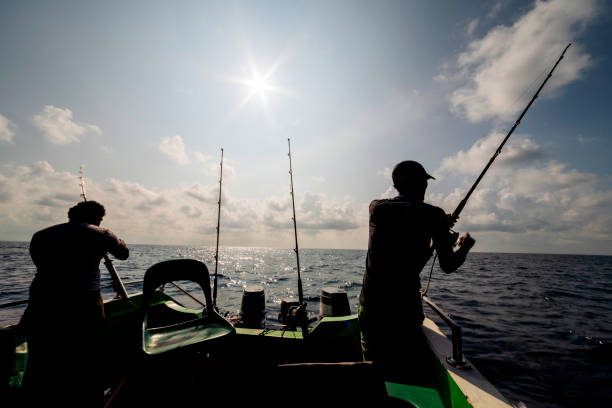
[449,43,572,226]
[79,165,129,299]
[288,138,309,336]
[212,148,223,310]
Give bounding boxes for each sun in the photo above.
[245,71,274,102]
[225,55,289,117]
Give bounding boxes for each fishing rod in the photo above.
[79,165,129,299]
[423,43,571,295]
[212,148,223,310]
[287,138,308,336]
[449,43,572,227]
[288,139,304,305]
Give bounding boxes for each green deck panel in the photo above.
[386,382,446,408]
[309,314,360,338]
[427,352,474,408]
[385,372,473,408]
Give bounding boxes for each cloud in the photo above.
[377,168,392,180]
[0,162,365,248]
[184,184,218,204]
[429,135,612,253]
[577,135,602,144]
[312,176,326,184]
[450,0,598,123]
[159,135,191,165]
[32,105,102,144]
[194,151,236,179]
[0,113,17,144]
[487,1,503,20]
[263,192,360,232]
[438,132,544,176]
[466,18,479,37]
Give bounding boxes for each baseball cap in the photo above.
[391,160,435,185]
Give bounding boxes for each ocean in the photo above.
[1,241,611,407]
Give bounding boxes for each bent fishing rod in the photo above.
[423,43,571,294]
[212,148,223,310]
[288,138,309,336]
[79,165,129,299]
[450,43,571,227]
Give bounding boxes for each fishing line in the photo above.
[421,253,437,298]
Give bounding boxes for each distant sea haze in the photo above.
[1,242,611,408]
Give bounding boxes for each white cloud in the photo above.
[158,135,191,165]
[450,0,598,123]
[0,162,366,248]
[263,192,360,232]
[32,105,102,144]
[194,151,236,180]
[466,18,479,37]
[377,168,392,180]
[0,113,17,144]
[439,132,544,176]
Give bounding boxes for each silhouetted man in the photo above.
[20,201,129,406]
[358,161,475,383]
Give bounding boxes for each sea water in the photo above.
[1,241,610,408]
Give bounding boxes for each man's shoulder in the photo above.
[421,202,446,215]
[32,222,69,237]
[370,197,444,212]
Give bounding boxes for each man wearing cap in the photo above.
[358,160,475,383]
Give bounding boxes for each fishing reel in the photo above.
[279,300,308,329]
[447,213,460,247]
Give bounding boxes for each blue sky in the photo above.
[1,0,610,254]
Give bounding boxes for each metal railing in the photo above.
[422,295,470,369]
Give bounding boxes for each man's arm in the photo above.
[431,210,475,273]
[103,229,129,260]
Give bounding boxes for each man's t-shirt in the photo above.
[359,196,448,325]
[29,221,129,293]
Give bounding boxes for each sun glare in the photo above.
[247,72,272,100]
[226,55,289,118]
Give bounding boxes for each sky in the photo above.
[0,0,611,255]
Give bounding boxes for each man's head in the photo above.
[392,160,435,198]
[68,201,106,225]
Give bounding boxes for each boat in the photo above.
[1,257,513,408]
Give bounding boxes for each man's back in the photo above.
[29,221,128,293]
[360,196,447,315]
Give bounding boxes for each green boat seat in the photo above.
[141,259,235,355]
